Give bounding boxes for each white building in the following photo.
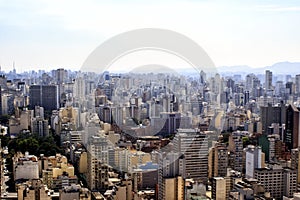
[245,145,262,178]
[13,152,39,180]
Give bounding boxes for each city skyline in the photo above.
[2,1,300,199]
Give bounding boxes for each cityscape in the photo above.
[1,1,300,200]
[0,67,300,200]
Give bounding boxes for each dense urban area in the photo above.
[1,67,300,200]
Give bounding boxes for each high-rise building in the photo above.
[209,143,228,178]
[296,74,300,96]
[212,177,226,200]
[228,131,244,173]
[173,129,208,183]
[86,134,112,191]
[245,73,255,92]
[200,70,206,84]
[29,85,59,111]
[31,117,49,137]
[13,152,39,181]
[260,102,286,134]
[160,176,184,200]
[0,86,2,116]
[291,148,300,192]
[0,139,2,198]
[1,93,14,115]
[158,152,185,200]
[265,70,273,90]
[55,68,66,84]
[254,165,297,199]
[245,145,262,178]
[286,81,295,95]
[285,104,300,150]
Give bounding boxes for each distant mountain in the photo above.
[217,65,253,73]
[217,61,300,75]
[262,62,300,74]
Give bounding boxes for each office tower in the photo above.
[291,148,300,170]
[173,129,208,183]
[200,70,206,84]
[97,105,112,124]
[0,75,7,89]
[275,81,284,97]
[291,148,300,187]
[296,74,300,96]
[158,152,185,200]
[55,68,66,84]
[1,93,14,115]
[284,168,298,198]
[209,143,228,178]
[212,177,226,200]
[254,166,297,199]
[97,82,114,101]
[160,176,184,200]
[55,68,67,106]
[286,81,295,95]
[160,112,181,135]
[74,75,86,100]
[228,131,243,173]
[0,86,2,115]
[285,104,300,150]
[245,145,262,178]
[245,74,255,92]
[34,106,44,119]
[0,139,2,198]
[265,70,273,90]
[243,91,250,106]
[260,102,286,134]
[151,112,183,137]
[31,117,49,137]
[29,85,59,111]
[227,78,235,92]
[86,135,112,191]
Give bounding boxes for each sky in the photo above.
[0,0,300,72]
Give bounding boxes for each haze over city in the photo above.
[1,1,300,200]
[0,0,300,72]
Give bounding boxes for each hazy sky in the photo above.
[0,0,300,72]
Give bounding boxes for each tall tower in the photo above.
[29,85,59,111]
[173,129,208,184]
[245,145,262,178]
[158,152,185,200]
[265,70,273,90]
[285,104,300,150]
[228,131,243,172]
[295,74,300,96]
[0,86,2,116]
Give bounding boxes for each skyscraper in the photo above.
[31,117,49,137]
[158,152,185,200]
[228,131,243,172]
[265,70,273,90]
[245,145,262,178]
[212,177,226,200]
[260,102,286,134]
[29,85,59,111]
[173,129,208,183]
[254,166,297,199]
[0,86,2,116]
[295,74,300,96]
[285,104,300,150]
[209,143,228,178]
